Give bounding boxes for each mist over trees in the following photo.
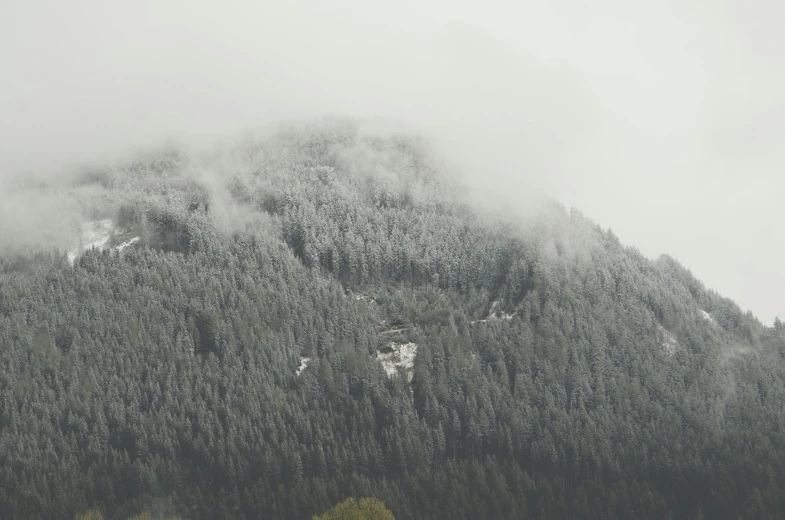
[1,119,784,519]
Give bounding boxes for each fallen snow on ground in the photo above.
[354,294,376,304]
[296,356,312,376]
[67,219,140,265]
[68,219,113,264]
[658,325,678,356]
[377,342,417,381]
[700,309,717,325]
[115,236,141,252]
[487,301,501,319]
[472,301,515,324]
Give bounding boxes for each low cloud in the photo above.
[2,0,784,322]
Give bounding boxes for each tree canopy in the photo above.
[2,119,784,519]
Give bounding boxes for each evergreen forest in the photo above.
[1,119,785,519]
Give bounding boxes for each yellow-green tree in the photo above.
[313,497,395,520]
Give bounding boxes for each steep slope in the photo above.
[1,119,784,519]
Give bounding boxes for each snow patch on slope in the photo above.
[377,342,417,381]
[700,309,716,325]
[657,325,678,356]
[345,289,376,305]
[472,301,515,324]
[67,219,140,265]
[115,236,140,252]
[296,356,312,376]
[68,219,112,264]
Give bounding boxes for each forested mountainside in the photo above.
[1,119,784,519]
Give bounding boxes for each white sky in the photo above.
[2,0,783,324]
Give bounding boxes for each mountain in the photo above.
[1,118,784,519]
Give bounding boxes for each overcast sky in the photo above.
[2,0,783,323]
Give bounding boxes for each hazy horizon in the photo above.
[3,0,783,324]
